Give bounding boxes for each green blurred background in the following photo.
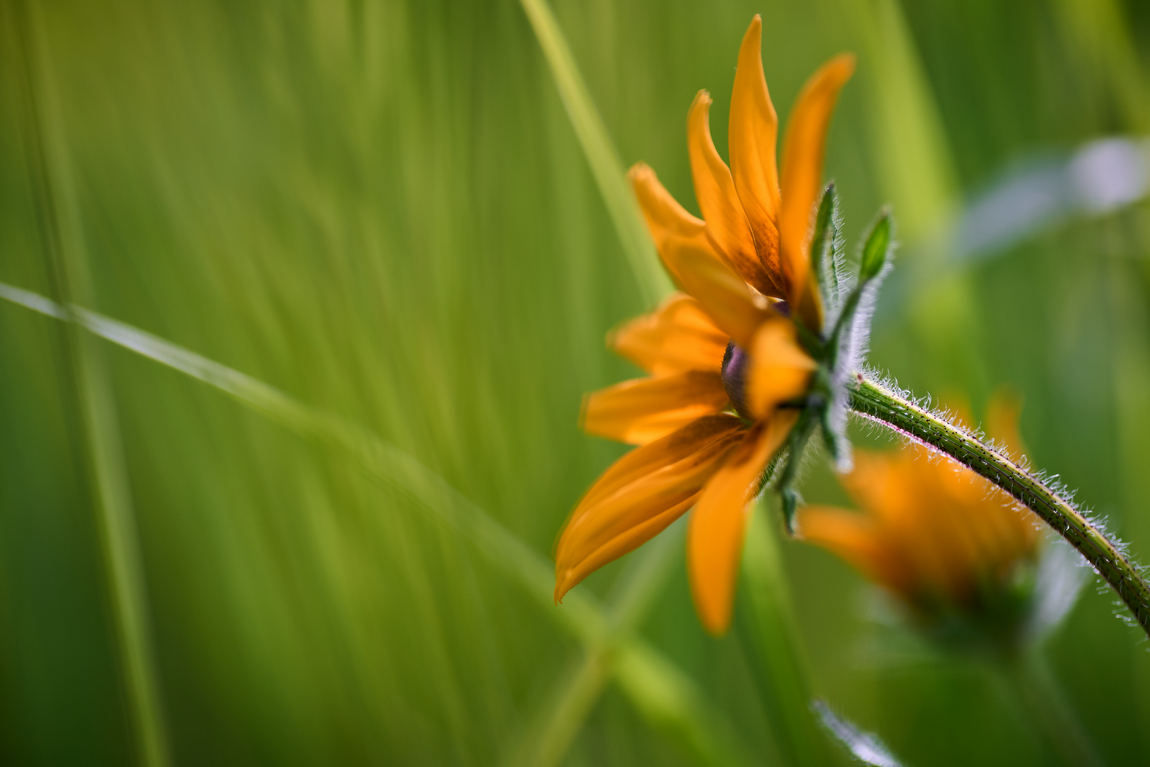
[2,0,1150,764]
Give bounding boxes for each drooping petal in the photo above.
[744,317,816,418]
[729,15,782,278]
[629,163,709,251]
[797,505,909,594]
[840,449,920,525]
[660,238,777,349]
[555,415,746,601]
[779,54,855,325]
[688,91,779,296]
[610,293,729,376]
[687,411,797,634]
[582,370,730,445]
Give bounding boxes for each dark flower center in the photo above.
[721,341,753,420]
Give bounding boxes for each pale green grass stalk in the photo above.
[518,0,669,304]
[0,279,740,764]
[506,533,678,767]
[10,4,171,765]
[738,513,833,766]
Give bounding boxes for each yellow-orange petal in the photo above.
[744,317,816,418]
[629,163,709,251]
[574,414,745,514]
[582,370,730,445]
[555,415,746,601]
[797,505,910,595]
[840,449,919,525]
[687,92,779,296]
[779,53,855,324]
[729,15,782,278]
[610,293,729,376]
[687,411,797,634]
[660,237,776,349]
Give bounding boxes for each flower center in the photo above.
[721,341,754,420]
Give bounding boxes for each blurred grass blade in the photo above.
[813,701,901,767]
[507,533,685,767]
[519,0,669,303]
[612,640,750,766]
[0,280,746,764]
[10,3,171,765]
[509,531,751,766]
[737,509,831,765]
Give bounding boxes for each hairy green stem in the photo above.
[849,374,1150,639]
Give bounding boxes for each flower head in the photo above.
[554,16,855,635]
[630,16,854,331]
[797,395,1058,653]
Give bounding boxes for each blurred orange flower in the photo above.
[554,16,853,635]
[798,396,1042,642]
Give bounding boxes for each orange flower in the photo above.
[798,396,1043,641]
[554,16,853,635]
[629,15,853,331]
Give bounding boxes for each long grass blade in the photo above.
[9,4,171,765]
[0,280,739,762]
[518,0,669,304]
[737,510,833,765]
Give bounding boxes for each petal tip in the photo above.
[628,162,652,180]
[554,567,574,604]
[830,52,857,79]
[694,590,733,636]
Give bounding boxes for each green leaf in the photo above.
[774,409,818,535]
[859,208,894,281]
[809,183,842,311]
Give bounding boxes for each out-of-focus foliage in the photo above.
[1,0,1149,765]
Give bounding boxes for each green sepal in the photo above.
[775,408,818,535]
[859,207,893,282]
[824,207,897,371]
[808,183,842,314]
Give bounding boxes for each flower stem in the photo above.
[848,373,1150,639]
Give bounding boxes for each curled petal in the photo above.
[629,163,709,251]
[688,92,779,296]
[688,412,797,634]
[745,317,816,418]
[555,415,746,601]
[729,15,782,279]
[660,238,777,349]
[583,370,730,445]
[610,293,729,376]
[779,54,855,326]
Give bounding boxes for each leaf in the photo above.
[859,208,894,282]
[809,183,842,312]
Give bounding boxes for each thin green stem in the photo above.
[997,651,1102,767]
[849,374,1150,639]
[10,4,171,764]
